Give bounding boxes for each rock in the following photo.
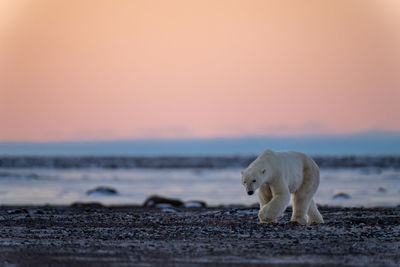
[377,187,387,193]
[333,192,351,200]
[184,201,207,208]
[86,186,118,196]
[7,209,29,214]
[34,209,45,215]
[143,195,184,208]
[161,208,177,213]
[155,203,175,208]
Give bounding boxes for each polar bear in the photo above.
[241,149,324,225]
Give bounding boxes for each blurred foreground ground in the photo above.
[0,205,399,266]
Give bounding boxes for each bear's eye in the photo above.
[252,180,256,183]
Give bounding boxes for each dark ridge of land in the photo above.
[1,155,400,169]
[0,205,399,266]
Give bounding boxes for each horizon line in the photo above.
[1,130,400,144]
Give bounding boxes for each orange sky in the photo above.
[1,0,399,142]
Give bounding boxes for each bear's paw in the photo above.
[289,217,307,225]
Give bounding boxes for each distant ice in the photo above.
[0,157,399,207]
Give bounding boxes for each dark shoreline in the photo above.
[1,155,400,169]
[0,205,399,266]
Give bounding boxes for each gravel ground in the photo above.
[0,205,399,266]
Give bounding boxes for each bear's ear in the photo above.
[261,169,266,174]
[240,170,244,175]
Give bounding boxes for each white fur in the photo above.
[241,149,324,225]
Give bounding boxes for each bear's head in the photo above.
[241,168,266,196]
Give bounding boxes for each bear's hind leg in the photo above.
[291,157,320,225]
[307,199,324,224]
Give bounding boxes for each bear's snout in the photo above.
[247,190,254,195]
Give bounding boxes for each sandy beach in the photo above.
[0,204,399,266]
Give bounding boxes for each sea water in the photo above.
[0,156,399,207]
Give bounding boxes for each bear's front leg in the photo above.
[258,192,290,224]
[258,183,272,208]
